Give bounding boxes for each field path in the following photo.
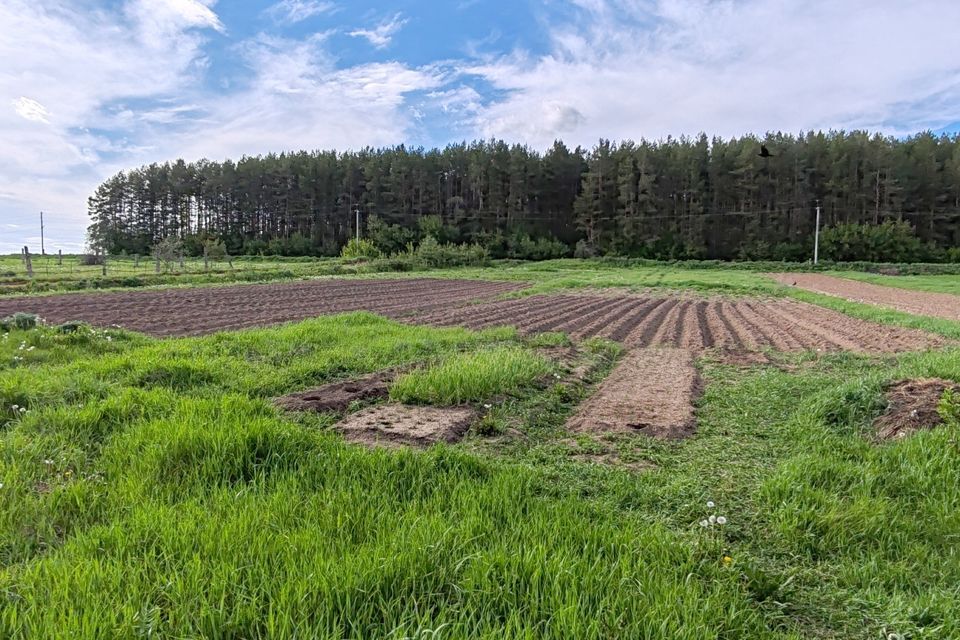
[566,348,700,439]
[770,273,960,321]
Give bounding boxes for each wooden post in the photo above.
[155,254,161,274]
[135,254,140,269]
[203,245,209,271]
[23,246,33,278]
[57,249,62,266]
[101,254,107,277]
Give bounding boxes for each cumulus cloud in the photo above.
[349,13,408,49]
[465,0,960,147]
[12,97,50,123]
[265,0,337,25]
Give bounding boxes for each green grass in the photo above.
[2,301,960,637]
[427,259,784,296]
[829,270,960,296]
[390,346,552,405]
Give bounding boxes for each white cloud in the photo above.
[466,0,960,148]
[266,0,337,25]
[12,97,50,123]
[349,13,408,49]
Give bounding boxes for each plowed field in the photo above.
[770,273,960,321]
[0,278,521,337]
[416,293,945,354]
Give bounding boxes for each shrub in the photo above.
[0,312,39,331]
[79,254,105,266]
[574,239,596,258]
[820,220,926,263]
[340,238,382,260]
[152,236,184,270]
[412,236,490,268]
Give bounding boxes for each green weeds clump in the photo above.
[390,346,551,405]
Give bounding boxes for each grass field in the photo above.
[1,302,959,638]
[2,261,960,638]
[829,271,960,296]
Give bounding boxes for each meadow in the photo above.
[0,264,959,638]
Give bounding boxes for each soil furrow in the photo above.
[625,298,679,347]
[602,298,662,343]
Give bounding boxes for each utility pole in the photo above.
[40,211,45,255]
[813,200,821,265]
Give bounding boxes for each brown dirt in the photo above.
[274,372,392,414]
[335,404,476,448]
[771,273,960,321]
[0,278,522,337]
[566,348,701,439]
[415,294,946,354]
[874,378,960,440]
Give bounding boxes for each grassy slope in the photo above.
[0,312,958,638]
[828,271,960,296]
[0,316,782,639]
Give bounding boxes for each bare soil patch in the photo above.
[874,378,960,440]
[275,372,392,414]
[566,348,701,439]
[335,404,476,448]
[771,273,960,321]
[415,294,945,354]
[0,278,521,337]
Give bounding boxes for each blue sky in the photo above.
[2,0,960,252]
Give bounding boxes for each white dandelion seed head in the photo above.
[700,520,709,528]
[709,515,717,524]
[706,501,715,509]
[716,516,727,525]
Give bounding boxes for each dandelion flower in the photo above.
[0,483,4,489]
[716,516,727,525]
[706,501,715,508]
[722,555,733,566]
[708,515,717,525]
[19,407,26,413]
[43,459,53,465]
[700,520,709,528]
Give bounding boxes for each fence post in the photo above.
[57,249,63,266]
[24,246,33,278]
[155,254,161,274]
[102,254,107,277]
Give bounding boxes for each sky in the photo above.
[2,0,960,253]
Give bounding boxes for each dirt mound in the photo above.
[275,372,392,414]
[0,278,522,337]
[335,404,476,448]
[771,273,960,321]
[874,378,960,440]
[566,348,701,439]
[415,294,945,354]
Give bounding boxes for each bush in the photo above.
[0,313,39,331]
[79,254,105,266]
[820,221,926,263]
[574,239,596,259]
[412,236,489,268]
[367,215,416,255]
[340,238,382,260]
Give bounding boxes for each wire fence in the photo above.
[0,251,331,283]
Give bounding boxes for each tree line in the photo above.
[87,130,960,262]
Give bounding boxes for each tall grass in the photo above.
[390,347,551,405]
